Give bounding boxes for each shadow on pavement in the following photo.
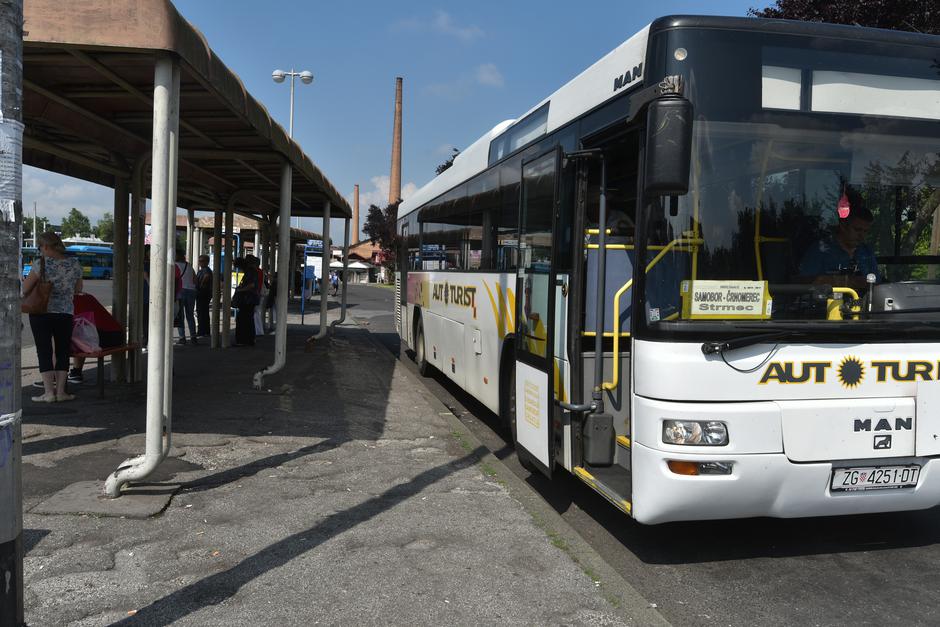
[111,447,486,626]
[19,324,398,504]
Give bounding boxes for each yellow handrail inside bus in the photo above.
[827,287,861,320]
[599,237,704,392]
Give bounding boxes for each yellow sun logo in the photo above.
[838,356,865,388]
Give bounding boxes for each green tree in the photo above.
[435,147,460,175]
[23,215,51,243]
[60,208,92,238]
[748,0,939,35]
[362,202,400,272]
[95,212,114,242]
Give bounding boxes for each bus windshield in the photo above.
[642,123,940,328]
[640,31,940,339]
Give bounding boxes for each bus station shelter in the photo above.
[21,0,353,497]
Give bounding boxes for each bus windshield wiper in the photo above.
[700,330,794,355]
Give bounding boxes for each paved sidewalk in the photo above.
[18,302,650,625]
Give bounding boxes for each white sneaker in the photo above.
[31,393,57,403]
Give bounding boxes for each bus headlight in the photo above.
[662,420,728,446]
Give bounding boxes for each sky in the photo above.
[23,0,761,234]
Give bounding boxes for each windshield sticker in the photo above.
[759,358,938,386]
[681,280,770,320]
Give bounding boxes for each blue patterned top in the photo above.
[30,256,82,315]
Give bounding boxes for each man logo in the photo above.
[874,435,893,450]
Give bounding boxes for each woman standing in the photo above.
[23,232,83,402]
[233,256,260,346]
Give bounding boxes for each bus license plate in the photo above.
[831,465,920,492]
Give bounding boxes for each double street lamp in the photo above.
[272,68,313,228]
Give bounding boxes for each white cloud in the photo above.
[431,11,484,43]
[475,63,504,87]
[23,166,114,226]
[349,175,418,211]
[392,10,484,43]
[425,63,505,100]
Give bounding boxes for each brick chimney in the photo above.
[389,76,403,205]
[353,184,360,245]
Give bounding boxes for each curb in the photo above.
[350,320,670,626]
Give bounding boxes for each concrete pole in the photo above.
[261,220,272,330]
[253,163,292,388]
[314,202,331,340]
[210,209,222,349]
[162,62,180,460]
[127,156,148,382]
[111,177,130,381]
[187,208,195,263]
[330,217,351,332]
[0,0,24,621]
[253,228,260,262]
[105,54,177,498]
[389,77,403,205]
[353,183,360,245]
[222,207,234,347]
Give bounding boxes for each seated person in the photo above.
[799,193,878,293]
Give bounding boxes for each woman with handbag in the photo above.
[232,256,260,346]
[22,232,83,402]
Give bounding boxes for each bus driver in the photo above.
[798,190,878,292]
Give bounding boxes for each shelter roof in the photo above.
[22,0,351,219]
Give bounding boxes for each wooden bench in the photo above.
[71,344,139,398]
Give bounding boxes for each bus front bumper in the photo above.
[631,442,940,525]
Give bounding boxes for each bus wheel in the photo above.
[415,318,430,377]
[503,364,537,473]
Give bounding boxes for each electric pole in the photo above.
[0,0,25,624]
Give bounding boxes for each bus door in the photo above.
[514,148,561,477]
[398,221,408,342]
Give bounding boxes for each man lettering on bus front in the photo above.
[799,190,878,292]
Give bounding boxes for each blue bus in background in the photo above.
[21,245,114,279]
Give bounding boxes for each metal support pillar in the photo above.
[221,207,234,347]
[253,162,292,388]
[187,208,195,262]
[105,54,178,497]
[127,156,148,382]
[260,220,271,330]
[314,202,331,340]
[162,61,180,459]
[330,217,351,331]
[210,209,222,348]
[111,177,130,381]
[0,0,25,621]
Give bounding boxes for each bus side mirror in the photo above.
[644,98,693,197]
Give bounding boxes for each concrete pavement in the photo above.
[18,291,661,625]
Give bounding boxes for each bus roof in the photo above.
[398,24,652,219]
[67,245,113,254]
[399,15,938,220]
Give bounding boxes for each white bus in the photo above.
[395,15,940,524]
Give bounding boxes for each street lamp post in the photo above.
[272,68,313,229]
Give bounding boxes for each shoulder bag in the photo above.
[22,256,53,314]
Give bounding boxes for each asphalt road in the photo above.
[348,283,940,627]
[20,279,113,349]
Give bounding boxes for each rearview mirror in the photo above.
[644,98,693,197]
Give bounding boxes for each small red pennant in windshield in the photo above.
[837,192,851,219]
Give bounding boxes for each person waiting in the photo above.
[23,232,83,402]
